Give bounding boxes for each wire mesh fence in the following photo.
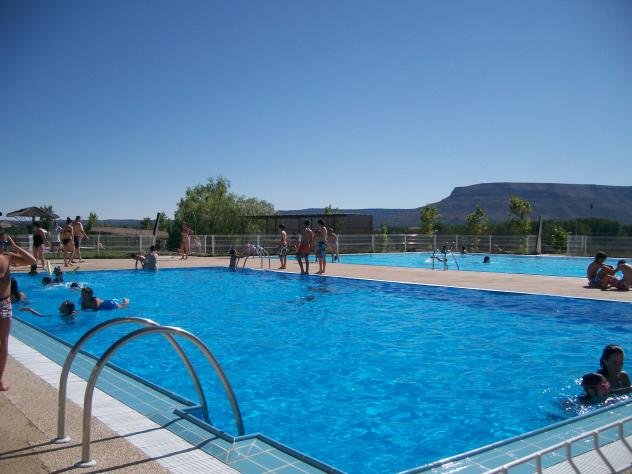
[7,233,632,258]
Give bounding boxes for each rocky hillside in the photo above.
[284,183,632,228]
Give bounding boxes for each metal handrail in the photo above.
[487,415,632,474]
[430,248,460,271]
[431,248,448,270]
[449,250,460,270]
[79,325,244,466]
[53,317,210,443]
[242,244,271,269]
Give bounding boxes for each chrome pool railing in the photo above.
[53,317,211,444]
[51,317,244,467]
[77,325,244,467]
[487,415,632,474]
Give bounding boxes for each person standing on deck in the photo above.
[0,229,37,390]
[71,216,88,263]
[328,227,339,262]
[314,219,328,275]
[61,218,75,267]
[180,223,194,260]
[277,224,288,269]
[296,220,314,275]
[32,221,48,269]
[50,221,62,257]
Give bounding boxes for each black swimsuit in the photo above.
[33,234,44,248]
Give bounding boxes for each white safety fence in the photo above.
[7,233,632,258]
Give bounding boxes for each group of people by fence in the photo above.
[227,219,339,274]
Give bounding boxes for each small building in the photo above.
[91,226,169,239]
[244,213,373,236]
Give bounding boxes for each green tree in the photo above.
[466,206,489,235]
[324,205,340,215]
[40,205,56,230]
[379,224,389,251]
[174,176,274,236]
[550,226,569,254]
[157,212,170,231]
[508,196,532,235]
[419,205,441,235]
[140,217,152,230]
[86,212,98,232]
[466,205,489,251]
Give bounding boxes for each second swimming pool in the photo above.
[338,252,628,278]
[14,268,632,473]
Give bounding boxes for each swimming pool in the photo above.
[339,252,629,278]
[13,269,632,473]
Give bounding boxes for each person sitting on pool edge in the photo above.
[578,372,611,405]
[131,245,158,270]
[616,259,632,288]
[586,251,627,290]
[80,287,129,311]
[597,344,632,394]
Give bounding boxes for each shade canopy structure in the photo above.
[7,207,59,219]
[6,206,60,225]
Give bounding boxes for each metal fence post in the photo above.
[489,235,492,253]
[212,235,215,256]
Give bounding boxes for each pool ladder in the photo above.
[241,244,272,269]
[52,317,244,468]
[431,248,460,271]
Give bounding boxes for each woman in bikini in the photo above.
[32,221,48,269]
[60,218,75,267]
[180,223,194,260]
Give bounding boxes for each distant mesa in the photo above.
[282,183,632,228]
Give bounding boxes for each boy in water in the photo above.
[228,248,238,270]
[20,300,79,317]
[579,372,611,404]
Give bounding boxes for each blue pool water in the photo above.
[340,252,629,278]
[13,269,632,473]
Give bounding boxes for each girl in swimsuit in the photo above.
[32,222,47,269]
[61,218,75,267]
[80,287,129,311]
[597,344,632,394]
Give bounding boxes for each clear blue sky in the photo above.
[2,0,631,220]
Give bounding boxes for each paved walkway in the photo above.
[1,256,630,473]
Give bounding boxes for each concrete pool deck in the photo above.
[1,255,630,473]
